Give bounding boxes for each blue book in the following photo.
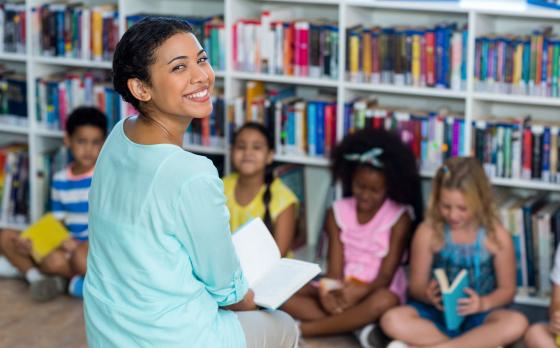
[434,268,469,332]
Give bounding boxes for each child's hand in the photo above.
[61,239,78,252]
[426,279,443,310]
[458,288,484,315]
[339,282,369,310]
[319,289,344,314]
[549,311,560,334]
[15,237,32,256]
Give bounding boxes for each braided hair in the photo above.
[232,122,275,231]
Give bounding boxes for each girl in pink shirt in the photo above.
[283,128,423,341]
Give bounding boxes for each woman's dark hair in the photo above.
[232,122,275,231]
[331,128,423,231]
[66,106,108,138]
[112,17,193,114]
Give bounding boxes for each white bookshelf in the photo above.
[1,0,559,307]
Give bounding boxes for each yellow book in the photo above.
[20,213,70,262]
[556,334,560,347]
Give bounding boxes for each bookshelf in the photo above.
[1,0,559,306]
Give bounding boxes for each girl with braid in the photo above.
[223,122,298,257]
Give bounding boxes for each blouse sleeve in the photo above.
[175,174,249,306]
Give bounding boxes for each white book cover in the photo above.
[232,218,321,310]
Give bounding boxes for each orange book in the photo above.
[362,29,372,81]
[245,81,265,121]
[91,7,103,61]
[283,23,294,75]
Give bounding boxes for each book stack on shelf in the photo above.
[346,22,468,90]
[0,64,26,125]
[36,70,120,131]
[233,10,339,79]
[343,99,466,172]
[229,81,338,158]
[499,193,560,301]
[0,144,29,226]
[475,27,560,97]
[33,3,119,61]
[1,2,26,54]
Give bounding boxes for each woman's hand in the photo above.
[425,279,443,311]
[15,237,32,256]
[223,289,257,312]
[550,311,560,335]
[457,288,484,315]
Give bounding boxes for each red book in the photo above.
[324,103,336,155]
[522,127,533,179]
[232,22,238,70]
[425,31,436,86]
[295,22,309,77]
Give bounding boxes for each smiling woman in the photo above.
[83,17,298,348]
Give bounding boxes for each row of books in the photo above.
[35,70,121,130]
[32,3,118,61]
[473,118,560,183]
[233,11,339,79]
[36,147,67,215]
[0,144,29,225]
[0,66,27,118]
[184,93,226,148]
[474,28,560,97]
[346,23,468,90]
[499,193,560,297]
[0,2,25,54]
[126,14,225,72]
[343,100,467,171]
[228,82,338,156]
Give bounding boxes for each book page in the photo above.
[231,218,281,287]
[252,258,320,309]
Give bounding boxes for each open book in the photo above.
[232,218,321,309]
[20,213,70,262]
[433,268,469,331]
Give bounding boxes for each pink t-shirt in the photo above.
[333,197,411,303]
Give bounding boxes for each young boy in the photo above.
[524,245,560,348]
[0,106,107,301]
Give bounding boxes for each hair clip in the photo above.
[344,148,384,168]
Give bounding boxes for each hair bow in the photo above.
[343,148,384,168]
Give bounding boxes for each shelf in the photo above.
[34,127,64,138]
[473,92,560,107]
[474,4,560,20]
[345,82,467,99]
[0,119,30,135]
[256,0,340,4]
[514,295,549,307]
[274,153,330,167]
[0,220,28,231]
[214,70,226,78]
[421,169,560,191]
[347,0,468,13]
[33,56,112,69]
[0,51,27,62]
[183,143,226,155]
[231,71,339,87]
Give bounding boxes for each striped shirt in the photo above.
[51,165,93,241]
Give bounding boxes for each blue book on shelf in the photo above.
[307,101,317,156]
[434,268,469,332]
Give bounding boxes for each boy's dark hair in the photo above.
[112,17,194,114]
[331,128,423,231]
[232,122,275,231]
[66,106,108,138]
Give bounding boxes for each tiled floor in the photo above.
[0,279,361,348]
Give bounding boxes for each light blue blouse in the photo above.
[84,119,248,347]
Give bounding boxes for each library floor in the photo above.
[0,279,360,348]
